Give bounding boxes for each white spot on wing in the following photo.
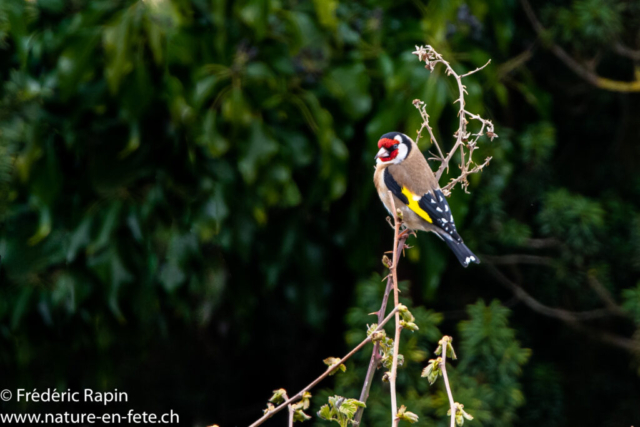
[445,205,449,212]
[436,207,443,212]
[465,257,470,265]
[412,194,421,201]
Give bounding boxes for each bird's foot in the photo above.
[398,228,417,239]
[386,216,395,229]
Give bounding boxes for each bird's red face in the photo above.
[375,138,400,162]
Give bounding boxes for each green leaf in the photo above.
[398,305,415,323]
[263,403,275,415]
[293,409,312,422]
[317,404,332,421]
[396,405,419,424]
[323,357,346,375]
[337,398,365,419]
[312,0,337,29]
[400,320,419,332]
[269,388,287,404]
[337,400,358,419]
[421,358,442,385]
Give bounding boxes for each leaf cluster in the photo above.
[317,396,365,427]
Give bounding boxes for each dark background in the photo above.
[1,0,640,426]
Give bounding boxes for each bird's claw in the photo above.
[398,228,416,239]
[386,216,395,229]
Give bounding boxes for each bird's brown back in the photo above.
[387,141,439,194]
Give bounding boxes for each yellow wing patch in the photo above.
[400,187,433,223]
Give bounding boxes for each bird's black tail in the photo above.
[444,239,480,268]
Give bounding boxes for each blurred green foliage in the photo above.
[324,278,529,427]
[1,0,640,426]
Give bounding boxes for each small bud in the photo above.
[293,409,312,422]
[396,209,403,221]
[396,405,419,424]
[382,372,390,383]
[486,131,497,140]
[421,358,443,385]
[269,389,287,404]
[400,307,415,323]
[323,357,346,375]
[400,320,419,331]
[436,336,457,359]
[382,255,391,268]
[371,330,387,342]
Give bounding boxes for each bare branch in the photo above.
[613,42,640,61]
[355,233,409,424]
[388,193,403,427]
[586,274,628,318]
[460,59,491,78]
[485,264,638,352]
[524,237,561,249]
[481,254,554,266]
[412,45,497,194]
[439,337,457,427]
[413,100,445,164]
[248,306,401,427]
[520,0,640,92]
[281,392,294,427]
[497,48,534,78]
[485,263,615,322]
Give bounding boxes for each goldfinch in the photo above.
[373,132,480,267]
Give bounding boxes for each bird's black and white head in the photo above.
[375,132,413,166]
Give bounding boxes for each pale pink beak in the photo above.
[375,147,389,160]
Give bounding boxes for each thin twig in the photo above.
[282,392,294,427]
[613,42,640,61]
[439,338,456,427]
[412,45,497,194]
[355,278,393,424]
[414,100,445,164]
[520,0,640,92]
[485,264,638,352]
[480,254,554,265]
[387,193,403,427]
[248,306,401,427]
[486,263,617,321]
[355,232,408,424]
[586,274,627,317]
[524,237,561,249]
[460,59,491,78]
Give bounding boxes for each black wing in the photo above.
[383,169,409,205]
[384,170,462,242]
[417,189,463,243]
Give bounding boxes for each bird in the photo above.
[373,132,480,267]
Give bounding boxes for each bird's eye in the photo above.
[391,144,399,151]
